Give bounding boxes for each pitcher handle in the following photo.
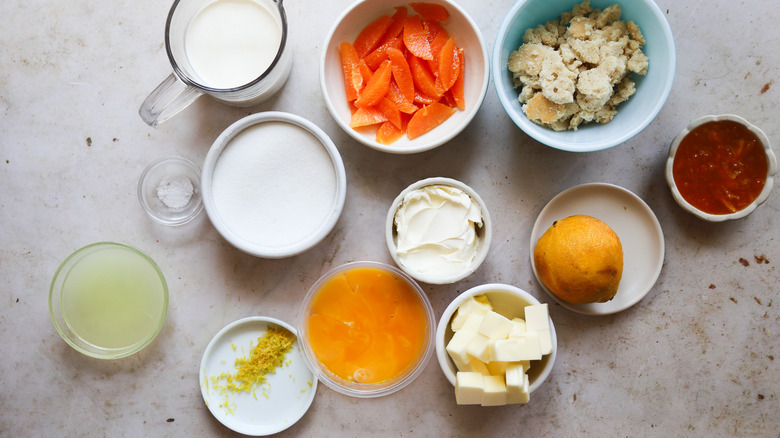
[139,73,203,126]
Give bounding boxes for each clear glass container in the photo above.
[138,156,203,226]
[49,242,169,359]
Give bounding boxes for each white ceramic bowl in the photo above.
[297,261,436,398]
[201,112,347,258]
[199,316,317,435]
[665,114,776,221]
[321,0,489,153]
[493,0,676,152]
[435,284,557,395]
[385,177,492,284]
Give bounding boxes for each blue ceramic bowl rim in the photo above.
[492,0,676,152]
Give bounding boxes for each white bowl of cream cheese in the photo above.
[202,112,347,258]
[386,177,492,284]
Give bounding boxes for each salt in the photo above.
[156,175,194,211]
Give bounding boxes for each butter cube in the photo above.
[446,329,476,364]
[451,296,492,331]
[451,355,468,371]
[478,311,514,340]
[459,312,485,333]
[452,355,489,375]
[485,360,508,376]
[522,305,552,354]
[505,363,522,385]
[490,331,542,361]
[524,304,550,332]
[508,319,527,338]
[487,359,529,377]
[455,372,484,405]
[466,332,492,362]
[481,375,507,406]
[536,328,553,355]
[506,363,530,404]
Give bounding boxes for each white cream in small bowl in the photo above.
[386,177,491,284]
[202,112,347,258]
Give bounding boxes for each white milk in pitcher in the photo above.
[184,0,282,89]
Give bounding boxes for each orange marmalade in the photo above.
[672,120,767,215]
[306,266,427,384]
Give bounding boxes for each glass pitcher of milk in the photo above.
[139,0,292,126]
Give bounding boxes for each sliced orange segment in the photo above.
[424,20,449,72]
[355,59,393,108]
[358,60,373,85]
[406,102,456,139]
[339,42,363,101]
[414,91,439,106]
[364,37,404,71]
[376,98,403,129]
[426,21,449,58]
[407,52,442,98]
[376,121,405,145]
[403,15,433,61]
[435,36,459,92]
[386,47,415,104]
[450,48,465,110]
[379,7,408,46]
[350,106,387,128]
[353,15,394,58]
[441,90,457,108]
[387,81,419,114]
[410,2,450,22]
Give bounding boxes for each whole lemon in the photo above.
[534,215,623,304]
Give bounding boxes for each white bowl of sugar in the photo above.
[201,112,347,258]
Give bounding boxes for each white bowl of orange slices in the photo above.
[320,0,489,153]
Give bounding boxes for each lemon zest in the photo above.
[209,326,296,409]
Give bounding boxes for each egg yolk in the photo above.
[307,267,428,384]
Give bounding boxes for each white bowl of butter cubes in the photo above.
[435,284,556,405]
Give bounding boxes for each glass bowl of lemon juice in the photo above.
[49,242,168,359]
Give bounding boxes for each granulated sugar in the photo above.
[211,121,338,247]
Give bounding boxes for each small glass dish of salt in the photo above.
[138,156,203,226]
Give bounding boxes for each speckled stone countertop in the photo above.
[1,0,778,436]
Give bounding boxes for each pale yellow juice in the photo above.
[60,245,167,350]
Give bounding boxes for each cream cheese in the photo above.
[393,184,483,279]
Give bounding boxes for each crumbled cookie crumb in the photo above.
[508,0,649,131]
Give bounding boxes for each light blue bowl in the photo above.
[493,0,676,152]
